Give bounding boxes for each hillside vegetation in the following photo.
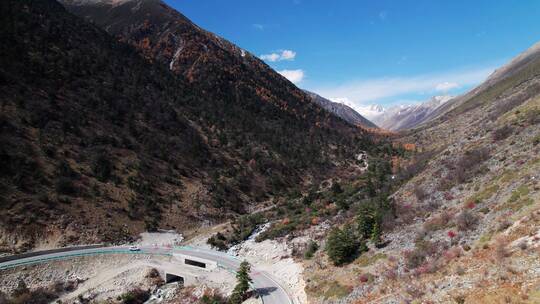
[297,42,540,304]
[0,0,383,253]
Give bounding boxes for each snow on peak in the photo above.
[329,97,354,107]
[354,105,386,120]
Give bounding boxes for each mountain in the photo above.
[304,91,378,129]
[424,42,540,127]
[313,41,540,303]
[0,0,379,252]
[358,96,453,130]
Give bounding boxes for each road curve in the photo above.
[0,246,293,304]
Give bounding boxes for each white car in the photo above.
[129,245,140,251]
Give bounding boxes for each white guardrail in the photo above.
[0,245,296,304]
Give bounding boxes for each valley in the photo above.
[0,0,539,304]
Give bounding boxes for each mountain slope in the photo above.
[60,0,344,129]
[311,41,540,303]
[422,42,540,128]
[0,0,376,252]
[58,0,373,166]
[304,91,378,129]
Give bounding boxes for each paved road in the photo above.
[0,245,293,304]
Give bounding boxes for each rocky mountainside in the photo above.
[298,41,540,303]
[304,91,378,129]
[0,0,380,252]
[359,95,453,130]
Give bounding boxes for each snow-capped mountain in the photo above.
[357,96,454,130]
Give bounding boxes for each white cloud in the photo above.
[260,49,297,62]
[252,24,265,30]
[261,53,280,62]
[280,50,296,60]
[278,69,304,84]
[435,81,459,92]
[312,66,494,112]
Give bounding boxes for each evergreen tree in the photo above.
[12,279,29,297]
[325,225,360,266]
[357,203,377,239]
[370,221,381,244]
[229,260,252,304]
[366,176,376,197]
[330,181,343,194]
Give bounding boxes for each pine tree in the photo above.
[357,204,377,239]
[370,221,381,244]
[229,260,252,304]
[12,279,28,297]
[366,176,376,197]
[331,181,343,194]
[325,225,359,266]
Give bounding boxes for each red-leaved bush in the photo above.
[465,200,476,209]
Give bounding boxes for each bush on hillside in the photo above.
[325,225,365,266]
[413,185,428,201]
[303,240,319,259]
[119,288,150,304]
[492,125,513,141]
[6,280,62,304]
[455,210,478,231]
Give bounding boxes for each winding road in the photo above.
[0,245,293,304]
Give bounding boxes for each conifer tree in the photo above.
[229,260,252,304]
[325,225,360,266]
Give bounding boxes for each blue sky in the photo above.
[166,0,540,110]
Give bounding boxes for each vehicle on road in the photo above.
[129,246,140,251]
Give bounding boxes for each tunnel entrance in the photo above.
[184,258,206,268]
[165,273,185,284]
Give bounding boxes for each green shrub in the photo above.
[200,293,227,304]
[119,288,150,304]
[303,240,319,259]
[325,225,365,266]
[331,182,343,194]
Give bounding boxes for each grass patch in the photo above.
[306,278,352,300]
[508,185,530,203]
[355,252,387,268]
[469,184,499,203]
[502,196,534,212]
[322,281,352,299]
[498,170,518,183]
[498,184,532,212]
[477,232,493,247]
[499,95,540,123]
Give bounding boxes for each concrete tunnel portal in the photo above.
[165,273,185,284]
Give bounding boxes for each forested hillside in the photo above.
[0,0,384,252]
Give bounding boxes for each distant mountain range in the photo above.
[304,91,378,129]
[356,96,454,130]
